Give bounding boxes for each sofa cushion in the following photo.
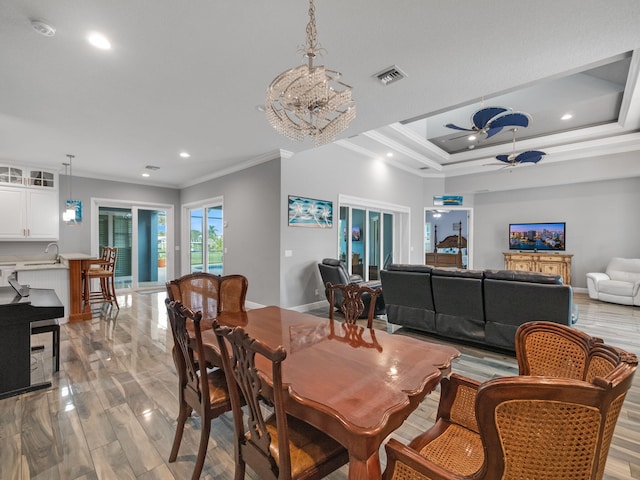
[432,268,484,279]
[598,279,635,297]
[322,258,342,267]
[387,264,433,273]
[606,257,640,283]
[431,268,485,343]
[484,269,563,284]
[380,269,435,330]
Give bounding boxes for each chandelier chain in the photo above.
[305,0,318,56]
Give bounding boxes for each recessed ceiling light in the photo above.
[561,113,573,120]
[255,105,266,112]
[179,151,190,158]
[468,135,476,141]
[386,152,393,157]
[142,173,150,177]
[88,32,111,50]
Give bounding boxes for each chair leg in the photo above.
[52,325,60,372]
[192,419,211,480]
[169,402,191,462]
[109,275,119,309]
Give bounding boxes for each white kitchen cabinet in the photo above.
[0,165,59,241]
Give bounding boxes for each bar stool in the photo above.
[84,246,119,310]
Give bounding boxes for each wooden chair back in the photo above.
[166,272,222,321]
[102,246,117,273]
[165,300,231,480]
[213,321,348,480]
[326,282,382,328]
[166,272,248,322]
[516,321,620,381]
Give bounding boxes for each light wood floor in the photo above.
[1,292,638,479]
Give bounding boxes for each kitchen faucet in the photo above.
[44,242,59,259]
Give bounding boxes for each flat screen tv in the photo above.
[509,222,566,251]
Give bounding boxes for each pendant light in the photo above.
[62,154,80,223]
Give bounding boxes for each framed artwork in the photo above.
[64,200,83,224]
[434,195,463,206]
[288,195,333,228]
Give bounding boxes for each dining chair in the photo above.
[326,282,382,328]
[516,320,621,380]
[165,300,232,480]
[166,272,248,367]
[382,322,638,480]
[84,246,119,310]
[213,321,349,480]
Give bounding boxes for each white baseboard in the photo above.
[246,299,329,313]
[288,299,329,313]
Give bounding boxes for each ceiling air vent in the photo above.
[145,165,160,171]
[374,65,407,86]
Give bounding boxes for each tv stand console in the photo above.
[503,252,573,285]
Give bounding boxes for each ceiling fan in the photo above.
[445,107,531,140]
[486,128,546,167]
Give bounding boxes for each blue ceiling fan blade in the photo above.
[495,154,513,163]
[485,126,504,138]
[471,107,509,129]
[516,150,546,163]
[445,123,474,132]
[489,112,531,130]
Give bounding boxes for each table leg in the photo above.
[348,451,382,480]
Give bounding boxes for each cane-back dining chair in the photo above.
[165,300,232,480]
[213,321,349,480]
[382,322,638,480]
[326,282,382,328]
[84,246,119,309]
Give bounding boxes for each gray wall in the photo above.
[280,143,432,308]
[472,176,640,287]
[181,159,281,306]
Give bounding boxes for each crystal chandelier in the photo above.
[265,0,356,146]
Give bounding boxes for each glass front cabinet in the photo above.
[0,164,59,240]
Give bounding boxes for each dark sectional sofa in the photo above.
[380,264,578,352]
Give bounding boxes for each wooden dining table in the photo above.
[199,306,460,480]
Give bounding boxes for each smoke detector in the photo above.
[31,20,56,37]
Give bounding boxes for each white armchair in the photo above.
[587,257,640,306]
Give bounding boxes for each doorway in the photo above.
[424,208,472,269]
[338,195,409,281]
[182,197,224,276]
[92,199,174,291]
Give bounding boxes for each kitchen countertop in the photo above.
[0,253,94,272]
[14,261,68,271]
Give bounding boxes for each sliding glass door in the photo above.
[93,200,173,290]
[338,199,402,281]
